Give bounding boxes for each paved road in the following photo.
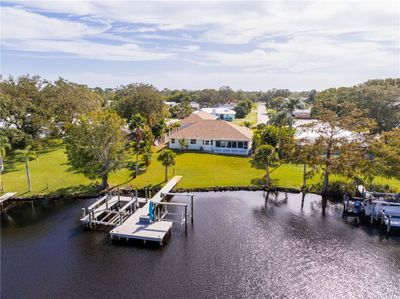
[256,102,269,124]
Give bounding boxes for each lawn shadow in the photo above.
[46,184,99,198]
[2,140,65,174]
[155,145,167,153]
[2,157,20,174]
[251,177,278,187]
[172,149,250,158]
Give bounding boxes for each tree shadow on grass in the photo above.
[172,149,250,158]
[251,177,278,187]
[2,158,20,174]
[46,184,99,199]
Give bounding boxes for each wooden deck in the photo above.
[109,176,182,244]
[0,192,17,212]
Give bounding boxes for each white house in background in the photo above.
[201,107,236,121]
[168,119,253,156]
[164,101,179,108]
[293,109,311,119]
[190,101,200,110]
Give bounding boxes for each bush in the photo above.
[365,183,396,193]
[243,121,251,128]
[310,180,356,197]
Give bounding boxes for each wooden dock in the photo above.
[109,176,183,245]
[0,192,17,212]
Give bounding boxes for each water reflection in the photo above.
[1,192,400,298]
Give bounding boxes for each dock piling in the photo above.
[191,195,194,223]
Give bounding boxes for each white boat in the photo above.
[364,200,400,231]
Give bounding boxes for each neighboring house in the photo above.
[168,119,253,156]
[220,102,236,109]
[164,101,179,108]
[190,101,200,110]
[201,107,236,121]
[293,109,311,119]
[180,110,216,128]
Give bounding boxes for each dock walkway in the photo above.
[110,176,182,244]
[0,192,17,212]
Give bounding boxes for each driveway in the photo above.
[257,102,269,124]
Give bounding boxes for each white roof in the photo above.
[201,107,236,115]
[295,120,360,142]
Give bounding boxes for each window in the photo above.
[190,139,196,144]
[205,140,210,145]
[238,141,243,148]
[216,141,221,147]
[211,140,214,145]
[220,141,227,148]
[171,138,175,144]
[243,141,248,149]
[232,142,237,148]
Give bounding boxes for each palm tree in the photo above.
[129,113,147,177]
[15,145,37,192]
[0,136,11,192]
[252,144,277,187]
[178,138,188,151]
[268,110,290,152]
[157,149,176,181]
[143,145,153,167]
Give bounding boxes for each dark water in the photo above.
[1,192,400,299]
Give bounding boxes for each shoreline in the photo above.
[8,184,341,202]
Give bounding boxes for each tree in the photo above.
[143,145,153,168]
[243,121,252,128]
[178,138,188,151]
[0,75,52,139]
[115,83,167,127]
[151,119,167,141]
[15,145,37,192]
[292,140,321,190]
[129,113,150,177]
[157,149,176,181]
[371,128,400,180]
[234,99,253,118]
[65,111,127,189]
[0,136,11,191]
[252,144,277,187]
[303,102,375,194]
[307,89,317,104]
[47,78,103,127]
[169,102,193,118]
[313,79,400,132]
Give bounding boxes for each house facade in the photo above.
[168,118,253,156]
[201,108,236,121]
[293,109,311,119]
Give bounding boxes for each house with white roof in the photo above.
[168,112,253,155]
[293,109,311,119]
[201,107,236,121]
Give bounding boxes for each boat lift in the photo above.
[154,192,194,232]
[80,191,147,229]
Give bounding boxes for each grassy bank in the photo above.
[1,140,399,198]
[232,104,257,127]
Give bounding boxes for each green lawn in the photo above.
[232,104,257,127]
[2,140,399,197]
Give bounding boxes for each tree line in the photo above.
[252,82,399,195]
[0,75,398,194]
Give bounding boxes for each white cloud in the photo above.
[1,1,399,89]
[1,6,171,61]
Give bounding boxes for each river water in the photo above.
[1,192,399,298]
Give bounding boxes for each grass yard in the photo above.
[232,104,257,127]
[1,140,399,197]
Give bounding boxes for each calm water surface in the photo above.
[1,192,400,298]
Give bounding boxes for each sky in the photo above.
[1,0,399,91]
